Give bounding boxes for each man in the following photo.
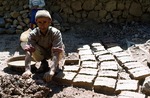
[29,0,45,29]
[21,10,65,82]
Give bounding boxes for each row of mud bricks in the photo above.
[53,37,150,98]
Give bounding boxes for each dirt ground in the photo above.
[1,21,150,98]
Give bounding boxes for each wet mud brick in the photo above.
[113,51,130,58]
[66,52,79,60]
[94,77,116,95]
[116,56,137,65]
[100,61,119,71]
[63,65,80,72]
[94,50,110,58]
[91,43,103,47]
[107,46,123,53]
[98,70,118,79]
[78,68,98,76]
[81,61,98,69]
[123,62,145,70]
[77,45,91,51]
[54,71,77,85]
[80,54,96,61]
[117,91,145,98]
[78,49,93,55]
[91,45,106,52]
[73,74,96,90]
[128,66,150,80]
[118,71,131,80]
[97,54,116,62]
[115,80,139,94]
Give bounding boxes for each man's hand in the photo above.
[24,44,35,52]
[22,70,32,79]
[43,70,55,82]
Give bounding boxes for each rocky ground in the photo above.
[0,21,150,98]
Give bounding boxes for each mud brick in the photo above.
[128,66,150,80]
[66,52,79,60]
[98,70,118,79]
[118,72,131,80]
[117,56,137,65]
[91,43,103,47]
[81,61,98,68]
[77,45,91,51]
[73,74,96,90]
[63,65,80,72]
[94,50,110,57]
[100,61,119,71]
[80,54,96,61]
[118,91,145,98]
[92,46,106,52]
[54,71,77,85]
[97,54,115,62]
[107,46,123,53]
[78,49,93,55]
[78,68,98,76]
[94,77,116,95]
[64,59,80,66]
[113,51,130,57]
[115,80,139,94]
[123,62,145,70]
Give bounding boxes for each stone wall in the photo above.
[0,0,150,34]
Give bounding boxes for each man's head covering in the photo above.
[35,10,52,20]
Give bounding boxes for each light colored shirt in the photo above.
[29,0,45,9]
[27,26,64,51]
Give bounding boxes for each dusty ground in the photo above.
[0,21,150,98]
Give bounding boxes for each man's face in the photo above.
[36,17,51,33]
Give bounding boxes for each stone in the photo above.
[105,1,117,11]
[99,10,107,19]
[82,0,96,11]
[129,2,142,17]
[71,1,82,11]
[87,11,98,19]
